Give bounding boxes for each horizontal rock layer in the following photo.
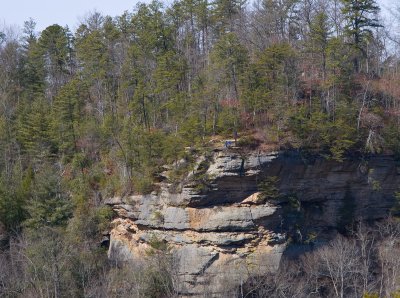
[106,150,400,295]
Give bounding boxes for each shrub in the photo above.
[258,176,280,201]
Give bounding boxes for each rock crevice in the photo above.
[106,151,399,295]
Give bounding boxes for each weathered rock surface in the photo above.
[106,150,400,296]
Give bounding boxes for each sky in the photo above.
[1,0,155,32]
[379,0,397,13]
[0,0,397,33]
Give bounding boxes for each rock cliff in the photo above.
[105,149,400,296]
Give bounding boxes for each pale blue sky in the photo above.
[1,0,156,32]
[0,0,396,33]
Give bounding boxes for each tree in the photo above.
[341,0,381,72]
[212,0,246,34]
[51,78,86,157]
[212,32,248,99]
[0,168,31,231]
[20,23,45,100]
[211,32,248,133]
[376,219,400,297]
[24,164,72,229]
[17,96,55,159]
[37,25,72,102]
[242,42,296,130]
[307,236,361,298]
[249,0,299,47]
[308,12,332,80]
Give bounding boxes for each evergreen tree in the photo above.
[212,0,246,34]
[37,25,72,101]
[17,96,55,160]
[0,168,31,231]
[341,0,381,72]
[24,164,72,229]
[51,78,86,158]
[211,32,248,132]
[20,28,45,99]
[308,12,332,79]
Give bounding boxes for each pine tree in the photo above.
[341,0,381,72]
[38,25,71,101]
[51,79,86,158]
[308,12,332,79]
[17,97,55,160]
[212,0,246,34]
[24,164,72,229]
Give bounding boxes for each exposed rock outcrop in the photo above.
[106,150,400,296]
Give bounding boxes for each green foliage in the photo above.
[38,24,70,75]
[75,22,109,80]
[363,293,379,298]
[289,103,357,161]
[148,234,169,252]
[241,43,297,127]
[24,164,72,229]
[216,107,239,134]
[17,97,56,159]
[304,231,318,244]
[288,195,301,210]
[325,37,354,89]
[370,179,381,191]
[309,12,331,53]
[368,169,381,191]
[0,1,399,296]
[20,39,45,98]
[258,176,280,201]
[132,174,155,195]
[341,0,381,44]
[383,123,400,157]
[67,203,113,242]
[191,172,213,193]
[163,134,187,164]
[51,79,86,157]
[141,262,174,298]
[212,32,248,75]
[341,0,381,71]
[0,169,31,231]
[94,206,114,232]
[212,0,246,33]
[237,135,261,150]
[151,211,165,224]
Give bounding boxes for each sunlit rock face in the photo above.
[106,150,399,296]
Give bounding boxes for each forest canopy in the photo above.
[1,0,400,295]
[0,0,398,229]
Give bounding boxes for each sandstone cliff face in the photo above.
[105,150,400,296]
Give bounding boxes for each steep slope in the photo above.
[106,149,399,295]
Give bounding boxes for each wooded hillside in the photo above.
[1,0,400,296]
